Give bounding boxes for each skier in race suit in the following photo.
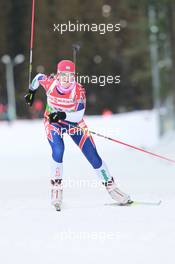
[25,60,132,209]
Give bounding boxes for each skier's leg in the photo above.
[46,128,64,181]
[70,129,131,204]
[70,130,111,181]
[44,121,64,208]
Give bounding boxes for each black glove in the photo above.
[48,111,66,123]
[24,89,36,106]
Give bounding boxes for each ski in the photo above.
[131,200,162,206]
[105,200,162,207]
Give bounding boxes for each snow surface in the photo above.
[0,110,174,264]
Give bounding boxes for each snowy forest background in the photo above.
[0,0,175,122]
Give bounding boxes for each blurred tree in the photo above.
[0,1,11,103]
[167,1,175,114]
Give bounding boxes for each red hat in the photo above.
[57,60,75,73]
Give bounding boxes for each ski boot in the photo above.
[104,177,132,205]
[51,179,63,211]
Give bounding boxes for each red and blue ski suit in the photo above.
[31,73,103,169]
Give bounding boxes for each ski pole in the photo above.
[62,121,175,164]
[88,129,175,164]
[28,0,35,89]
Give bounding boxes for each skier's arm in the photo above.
[49,108,85,123]
[24,73,46,106]
[65,108,85,123]
[30,73,46,91]
[65,86,86,122]
[49,98,85,123]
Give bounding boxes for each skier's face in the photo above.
[57,72,75,88]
